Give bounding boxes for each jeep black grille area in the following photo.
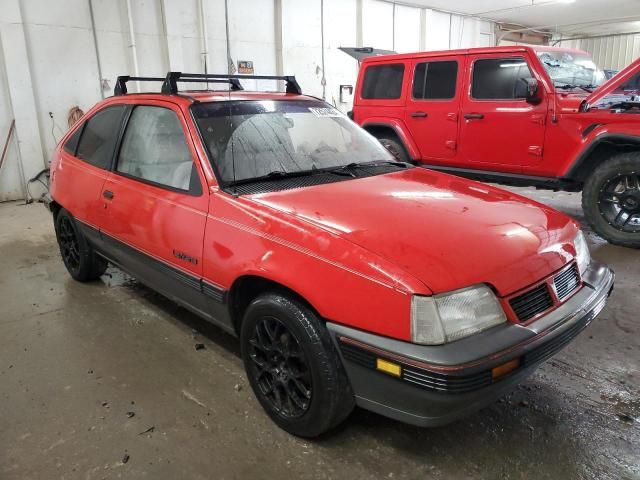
[509,283,553,322]
[554,264,580,300]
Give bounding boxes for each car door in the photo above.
[99,101,212,319]
[404,57,461,161]
[53,105,127,243]
[458,53,548,170]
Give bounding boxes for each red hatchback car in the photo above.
[47,73,614,437]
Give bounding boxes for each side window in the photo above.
[75,106,126,169]
[117,106,197,193]
[63,123,84,155]
[412,61,458,100]
[471,57,534,100]
[361,64,405,99]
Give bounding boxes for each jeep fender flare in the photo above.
[361,119,421,160]
[565,132,640,182]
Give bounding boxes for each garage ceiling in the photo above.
[403,0,640,36]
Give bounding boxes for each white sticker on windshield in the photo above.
[308,107,343,118]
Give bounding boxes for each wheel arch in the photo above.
[361,121,420,160]
[227,274,320,336]
[565,134,640,184]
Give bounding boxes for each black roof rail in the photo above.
[161,72,302,95]
[114,76,166,96]
[114,72,302,96]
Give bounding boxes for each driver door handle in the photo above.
[464,113,484,120]
[411,111,428,118]
[103,190,114,200]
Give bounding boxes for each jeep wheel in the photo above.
[240,293,354,437]
[582,152,640,248]
[378,137,410,163]
[55,209,107,281]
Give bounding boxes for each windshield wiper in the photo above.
[554,82,596,93]
[229,169,318,186]
[326,160,410,177]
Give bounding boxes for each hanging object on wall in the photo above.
[67,107,85,128]
[238,61,254,75]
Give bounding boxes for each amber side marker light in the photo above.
[492,358,521,379]
[376,358,402,377]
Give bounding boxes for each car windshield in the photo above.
[537,51,606,89]
[192,100,396,184]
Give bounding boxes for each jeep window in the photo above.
[192,100,399,184]
[412,61,458,100]
[361,64,405,99]
[471,57,534,100]
[63,123,84,155]
[117,106,196,192]
[537,51,605,89]
[75,105,126,169]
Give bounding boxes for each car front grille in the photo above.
[554,264,580,300]
[509,283,554,321]
[509,263,582,322]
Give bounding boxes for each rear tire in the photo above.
[582,152,640,248]
[377,137,410,163]
[240,292,354,437]
[55,209,107,281]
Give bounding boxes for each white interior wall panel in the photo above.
[394,5,421,53]
[323,0,358,107]
[363,0,394,51]
[580,34,640,70]
[0,0,498,201]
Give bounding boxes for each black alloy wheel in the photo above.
[246,316,312,418]
[583,152,640,248]
[58,215,81,273]
[240,293,354,437]
[54,209,107,281]
[598,173,640,232]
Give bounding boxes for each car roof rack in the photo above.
[113,72,302,96]
[161,72,302,95]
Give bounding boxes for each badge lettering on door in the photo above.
[173,249,198,265]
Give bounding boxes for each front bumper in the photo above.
[327,262,614,427]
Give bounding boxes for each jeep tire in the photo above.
[582,152,640,248]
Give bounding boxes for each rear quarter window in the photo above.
[75,105,126,169]
[361,63,405,99]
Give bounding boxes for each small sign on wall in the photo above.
[238,61,254,74]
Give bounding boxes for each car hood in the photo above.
[584,56,640,110]
[248,168,578,296]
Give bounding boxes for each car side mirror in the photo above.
[523,78,541,104]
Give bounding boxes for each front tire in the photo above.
[377,137,410,163]
[55,209,107,281]
[240,293,354,437]
[582,152,640,248]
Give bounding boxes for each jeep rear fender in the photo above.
[565,126,640,181]
[361,118,421,160]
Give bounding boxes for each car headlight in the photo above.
[411,284,507,345]
[573,230,591,277]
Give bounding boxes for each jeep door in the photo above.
[98,101,212,318]
[458,53,548,170]
[404,57,461,161]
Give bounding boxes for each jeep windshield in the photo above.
[537,51,606,90]
[192,100,403,186]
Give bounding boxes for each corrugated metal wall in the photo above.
[557,33,640,70]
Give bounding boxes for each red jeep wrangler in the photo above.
[352,46,640,248]
[48,72,613,436]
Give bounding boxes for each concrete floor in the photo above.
[0,187,638,480]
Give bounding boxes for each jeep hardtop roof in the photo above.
[360,45,590,64]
